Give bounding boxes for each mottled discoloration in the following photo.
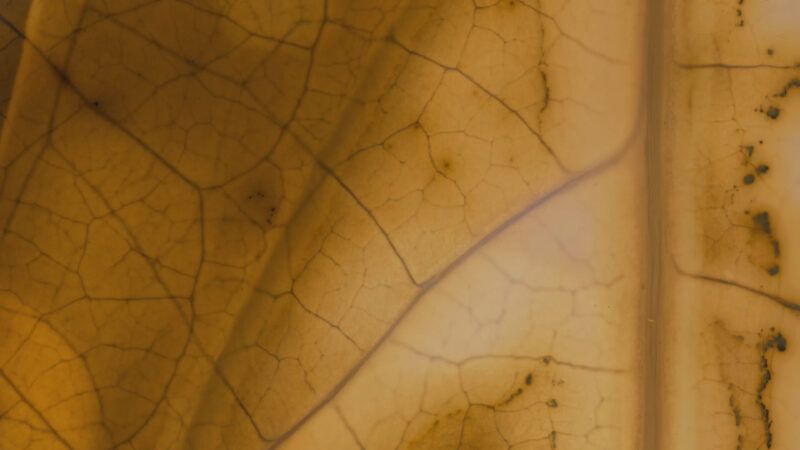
[708,322,789,450]
[756,329,787,448]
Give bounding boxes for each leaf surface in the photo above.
[0,1,798,449]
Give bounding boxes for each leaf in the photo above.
[0,0,798,449]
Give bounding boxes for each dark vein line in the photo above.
[0,370,75,450]
[211,362,270,442]
[394,341,629,373]
[386,37,569,173]
[317,160,421,286]
[334,404,366,450]
[675,264,800,313]
[677,62,800,70]
[288,290,366,352]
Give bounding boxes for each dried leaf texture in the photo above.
[5,0,799,450]
[660,0,800,449]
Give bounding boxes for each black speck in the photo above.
[767,48,774,56]
[775,334,787,352]
[757,164,769,174]
[525,373,533,386]
[743,174,755,185]
[772,240,780,257]
[766,106,780,119]
[546,399,558,408]
[745,145,754,157]
[767,265,780,276]
[753,212,772,234]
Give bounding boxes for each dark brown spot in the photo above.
[752,212,772,234]
[766,106,780,119]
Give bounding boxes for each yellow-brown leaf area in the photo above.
[0,0,645,449]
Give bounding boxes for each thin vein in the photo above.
[269,123,637,448]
